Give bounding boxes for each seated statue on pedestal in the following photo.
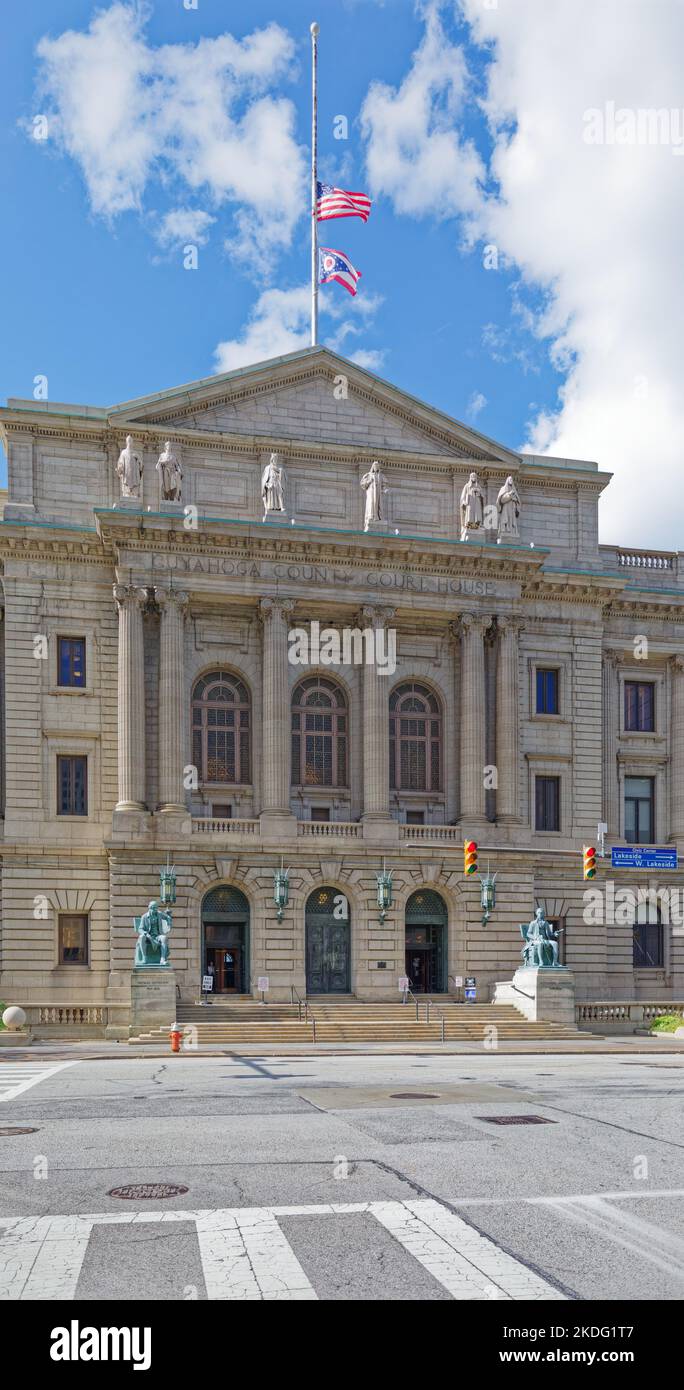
[519,907,563,969]
[134,900,172,967]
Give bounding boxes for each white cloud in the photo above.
[466,390,487,419]
[360,2,485,218]
[154,208,216,249]
[34,2,306,266]
[362,0,684,547]
[214,285,384,374]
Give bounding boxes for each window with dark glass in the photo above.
[57,756,87,816]
[311,807,331,822]
[212,804,233,819]
[406,810,425,825]
[633,906,664,968]
[389,683,442,793]
[624,681,655,732]
[624,776,654,843]
[59,913,88,965]
[58,637,86,688]
[192,672,251,784]
[535,775,560,831]
[291,677,348,787]
[536,668,559,715]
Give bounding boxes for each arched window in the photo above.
[192,671,251,784]
[389,682,442,792]
[291,677,348,787]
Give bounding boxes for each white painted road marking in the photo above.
[0,1061,78,1103]
[0,1199,563,1301]
[545,1194,684,1283]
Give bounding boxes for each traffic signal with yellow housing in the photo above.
[583,845,597,879]
[464,839,478,876]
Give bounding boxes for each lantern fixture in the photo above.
[274,860,290,921]
[479,864,497,927]
[376,860,393,923]
[159,858,177,905]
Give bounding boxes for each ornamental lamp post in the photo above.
[376,859,393,923]
[479,864,497,927]
[159,858,177,905]
[274,859,290,922]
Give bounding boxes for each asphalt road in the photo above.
[1,1051,683,1301]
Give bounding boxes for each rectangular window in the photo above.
[624,776,654,843]
[59,913,88,965]
[311,807,331,822]
[406,810,425,825]
[57,755,87,816]
[624,681,655,731]
[212,804,232,819]
[58,637,86,688]
[536,668,559,715]
[535,775,560,831]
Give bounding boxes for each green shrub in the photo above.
[650,1013,684,1033]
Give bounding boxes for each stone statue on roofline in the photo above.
[496,474,521,541]
[261,452,286,516]
[361,459,388,530]
[156,441,183,502]
[460,471,485,540]
[116,435,143,499]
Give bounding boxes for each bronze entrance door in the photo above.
[201,886,250,995]
[206,945,242,993]
[405,890,448,994]
[305,888,351,994]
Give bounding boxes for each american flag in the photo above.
[319,247,362,296]
[317,181,372,223]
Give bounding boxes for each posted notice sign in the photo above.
[202,975,213,992]
[611,847,678,871]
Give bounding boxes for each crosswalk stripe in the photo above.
[0,1199,562,1301]
[0,1061,78,1102]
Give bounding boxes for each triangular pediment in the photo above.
[108,347,519,465]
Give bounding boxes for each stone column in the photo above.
[113,584,147,811]
[670,656,684,841]
[259,597,296,827]
[361,605,396,834]
[156,587,189,814]
[496,616,521,823]
[602,652,619,838]
[459,613,492,824]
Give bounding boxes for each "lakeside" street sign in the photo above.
[611,847,678,870]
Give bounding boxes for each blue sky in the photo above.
[0,1,554,468]
[1,0,682,548]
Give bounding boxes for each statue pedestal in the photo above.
[130,968,176,1037]
[113,497,143,512]
[494,967,576,1026]
[262,511,289,527]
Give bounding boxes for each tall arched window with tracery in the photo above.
[389,682,442,792]
[291,676,348,787]
[192,671,251,784]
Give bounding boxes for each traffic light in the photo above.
[583,845,597,879]
[464,839,478,876]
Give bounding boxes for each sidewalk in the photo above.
[0,1035,683,1060]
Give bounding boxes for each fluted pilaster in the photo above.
[259,597,295,814]
[459,612,492,823]
[602,653,619,838]
[156,587,189,812]
[496,616,521,823]
[361,605,395,819]
[113,584,147,810]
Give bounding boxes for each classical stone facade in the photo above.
[1,346,683,1035]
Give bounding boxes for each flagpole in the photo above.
[310,21,319,347]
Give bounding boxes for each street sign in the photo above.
[202,975,213,992]
[465,988,477,1002]
[465,976,477,987]
[398,976,409,991]
[452,976,463,988]
[257,976,269,992]
[611,847,678,870]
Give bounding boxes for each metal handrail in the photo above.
[402,978,420,1021]
[290,984,309,1022]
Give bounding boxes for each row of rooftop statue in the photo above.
[132,901,561,969]
[116,438,522,542]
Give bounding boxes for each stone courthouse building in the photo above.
[0,345,683,1036]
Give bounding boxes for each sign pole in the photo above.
[310,21,319,346]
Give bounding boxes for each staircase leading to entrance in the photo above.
[129,997,585,1043]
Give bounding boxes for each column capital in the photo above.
[155,586,189,613]
[360,604,396,629]
[113,583,147,610]
[458,612,493,637]
[669,654,684,676]
[259,596,296,622]
[496,614,524,637]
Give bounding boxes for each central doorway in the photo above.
[305,887,351,994]
[201,886,250,995]
[405,890,447,994]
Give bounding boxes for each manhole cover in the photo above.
[0,1126,39,1137]
[108,1183,189,1200]
[477,1115,556,1126]
[390,1092,439,1100]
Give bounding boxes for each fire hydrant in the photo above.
[170,1025,182,1054]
